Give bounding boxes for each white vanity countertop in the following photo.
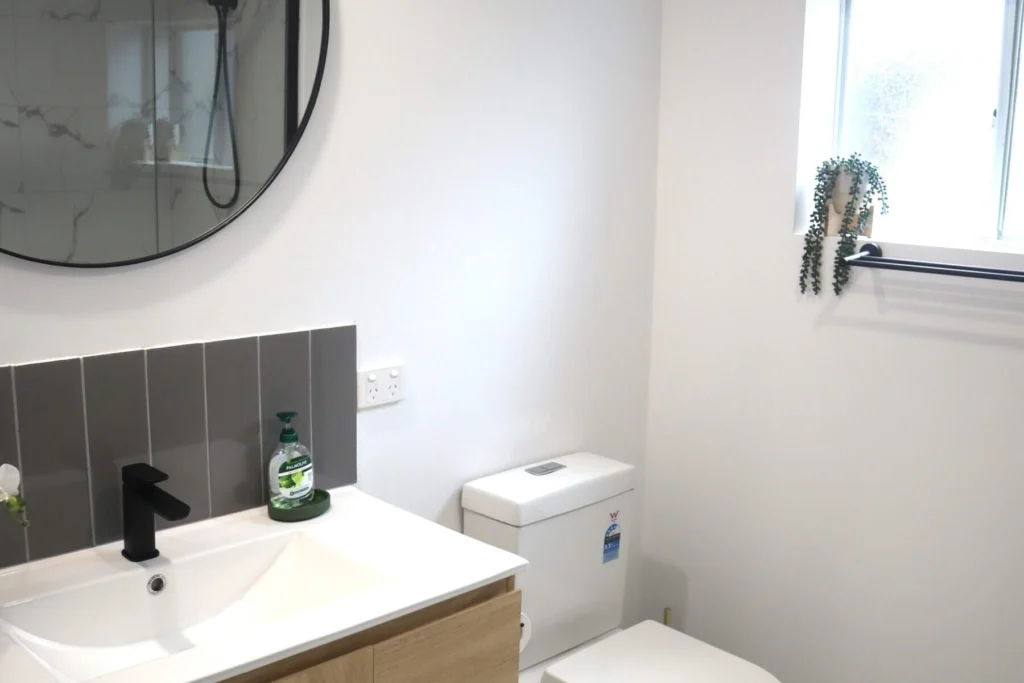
[0,487,528,683]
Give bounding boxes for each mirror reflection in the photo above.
[0,0,325,266]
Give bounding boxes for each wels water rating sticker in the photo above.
[603,511,621,564]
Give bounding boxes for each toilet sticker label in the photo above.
[603,511,621,564]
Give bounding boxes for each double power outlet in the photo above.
[357,363,405,409]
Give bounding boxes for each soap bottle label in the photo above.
[275,455,313,500]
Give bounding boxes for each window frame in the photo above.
[995,0,1024,238]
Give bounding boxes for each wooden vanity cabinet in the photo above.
[229,579,520,683]
[374,588,520,683]
[272,648,373,683]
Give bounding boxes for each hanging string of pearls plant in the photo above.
[799,153,889,296]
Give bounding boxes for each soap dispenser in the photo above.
[268,411,314,510]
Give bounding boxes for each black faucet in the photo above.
[121,463,191,562]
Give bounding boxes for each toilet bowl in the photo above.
[463,452,781,683]
[530,620,779,682]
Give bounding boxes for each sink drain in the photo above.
[148,574,167,595]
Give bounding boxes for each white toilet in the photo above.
[463,452,780,683]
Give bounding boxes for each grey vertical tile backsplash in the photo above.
[0,325,356,569]
[206,338,262,517]
[312,326,358,489]
[259,332,311,465]
[148,344,209,530]
[83,352,149,545]
[15,359,93,561]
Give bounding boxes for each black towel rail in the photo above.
[845,244,1024,284]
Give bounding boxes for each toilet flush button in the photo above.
[526,462,566,476]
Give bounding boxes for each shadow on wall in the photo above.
[816,270,1024,351]
[638,556,690,633]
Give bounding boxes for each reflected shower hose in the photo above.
[204,1,241,209]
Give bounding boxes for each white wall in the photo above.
[645,2,1024,682]
[0,0,662,541]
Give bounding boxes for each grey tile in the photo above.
[206,338,262,516]
[311,326,357,489]
[14,359,91,560]
[147,345,208,529]
[0,367,25,569]
[83,351,148,544]
[259,331,311,481]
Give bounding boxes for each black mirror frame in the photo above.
[0,0,331,269]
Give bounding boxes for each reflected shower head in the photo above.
[207,0,238,10]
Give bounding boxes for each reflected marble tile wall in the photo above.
[0,2,157,262]
[0,12,17,106]
[0,106,18,191]
[0,0,293,264]
[13,0,150,23]
[153,0,287,254]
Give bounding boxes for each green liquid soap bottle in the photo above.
[268,411,314,510]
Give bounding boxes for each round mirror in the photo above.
[0,0,329,267]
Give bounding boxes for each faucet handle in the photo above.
[122,463,169,485]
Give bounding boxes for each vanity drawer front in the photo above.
[374,591,521,683]
[273,646,373,683]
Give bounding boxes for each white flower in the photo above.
[0,464,21,503]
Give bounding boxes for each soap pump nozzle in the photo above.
[276,411,299,444]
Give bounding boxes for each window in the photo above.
[796,0,1024,248]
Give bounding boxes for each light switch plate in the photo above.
[358,363,405,409]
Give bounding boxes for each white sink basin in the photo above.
[2,531,394,682]
[0,487,527,683]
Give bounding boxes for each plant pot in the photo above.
[826,203,874,237]
[825,168,875,237]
